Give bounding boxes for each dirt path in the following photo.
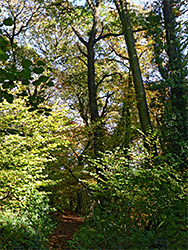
[48,211,84,249]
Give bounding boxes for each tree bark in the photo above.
[162,0,186,121]
[161,0,187,168]
[86,0,104,157]
[113,0,155,151]
[73,0,104,159]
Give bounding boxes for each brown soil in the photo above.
[48,211,84,249]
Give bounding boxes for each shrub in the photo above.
[0,190,55,249]
[69,149,187,249]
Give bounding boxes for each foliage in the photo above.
[0,100,72,248]
[0,193,54,250]
[0,0,187,249]
[144,0,188,170]
[69,149,187,249]
[0,14,54,111]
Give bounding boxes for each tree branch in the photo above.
[107,58,130,70]
[133,28,147,33]
[100,92,114,118]
[96,72,122,89]
[66,166,92,191]
[77,42,88,58]
[138,48,147,59]
[76,93,89,126]
[94,21,105,42]
[77,56,87,67]
[108,42,130,61]
[15,11,36,36]
[16,0,26,18]
[87,0,95,11]
[72,26,88,46]
[95,32,123,43]
[65,163,105,209]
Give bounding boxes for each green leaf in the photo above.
[12,43,18,48]
[46,81,54,87]
[22,80,30,85]
[28,96,36,104]
[20,91,28,96]
[37,97,45,103]
[19,69,31,80]
[157,220,165,229]
[28,107,36,112]
[161,214,167,220]
[32,80,41,86]
[44,108,52,112]
[3,81,14,89]
[6,73,16,81]
[39,75,48,82]
[4,92,13,103]
[0,52,8,61]
[2,82,10,89]
[37,60,46,66]
[0,36,9,47]
[0,68,6,76]
[0,49,5,55]
[47,67,53,72]
[37,110,44,114]
[33,67,44,74]
[22,59,32,69]
[3,18,14,26]
[167,229,178,237]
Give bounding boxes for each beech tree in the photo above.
[72,0,104,156]
[146,0,187,169]
[32,0,133,158]
[0,1,55,111]
[0,0,187,249]
[113,0,152,136]
[161,0,187,166]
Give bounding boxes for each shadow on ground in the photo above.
[48,210,84,249]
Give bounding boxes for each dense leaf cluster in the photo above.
[0,0,187,249]
[69,149,187,249]
[0,100,71,248]
[0,16,54,112]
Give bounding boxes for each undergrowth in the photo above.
[68,149,187,249]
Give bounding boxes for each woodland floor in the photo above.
[48,210,84,249]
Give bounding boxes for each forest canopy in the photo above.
[0,0,187,249]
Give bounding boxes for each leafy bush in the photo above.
[0,191,55,249]
[69,149,187,249]
[0,100,73,248]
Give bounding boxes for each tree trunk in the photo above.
[73,0,104,158]
[114,0,156,154]
[86,0,104,157]
[162,0,186,126]
[161,0,187,169]
[87,42,103,156]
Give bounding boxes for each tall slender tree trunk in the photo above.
[87,42,103,157]
[87,44,99,123]
[161,0,187,169]
[114,0,156,154]
[73,0,104,159]
[86,0,104,158]
[162,0,186,129]
[162,0,186,107]
[113,73,132,151]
